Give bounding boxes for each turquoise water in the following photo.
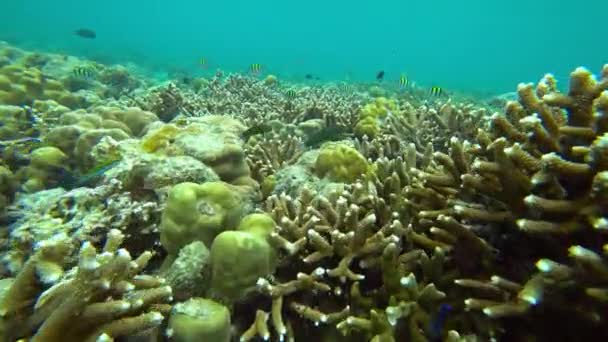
[1,0,607,94]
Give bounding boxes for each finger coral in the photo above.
[0,229,172,341]
[403,65,608,339]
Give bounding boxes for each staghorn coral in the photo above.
[227,186,483,341]
[388,99,486,152]
[397,65,608,339]
[245,132,304,185]
[194,73,362,131]
[128,82,203,121]
[0,229,172,341]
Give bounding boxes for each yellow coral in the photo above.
[314,143,371,183]
[141,124,181,153]
[354,97,397,138]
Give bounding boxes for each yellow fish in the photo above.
[399,74,409,87]
[340,83,352,93]
[73,66,95,78]
[250,63,262,74]
[430,86,443,96]
[285,89,297,99]
[200,57,208,69]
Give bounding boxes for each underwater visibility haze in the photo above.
[2,0,607,93]
[0,0,607,341]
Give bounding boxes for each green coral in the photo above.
[354,116,381,138]
[19,146,68,192]
[209,213,277,302]
[354,97,397,138]
[238,212,276,239]
[160,181,246,258]
[314,142,371,183]
[168,298,231,342]
[260,174,277,198]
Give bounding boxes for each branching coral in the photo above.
[396,65,608,339]
[0,229,172,341]
[245,132,304,184]
[193,74,362,131]
[129,82,203,122]
[227,186,483,341]
[3,41,607,342]
[388,100,486,152]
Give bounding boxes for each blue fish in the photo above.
[428,303,452,341]
[53,159,121,190]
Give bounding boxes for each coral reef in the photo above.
[1,40,606,341]
[0,229,172,341]
[167,298,231,342]
[314,142,371,183]
[159,181,250,259]
[354,97,397,139]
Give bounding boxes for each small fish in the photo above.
[285,89,298,99]
[428,303,452,341]
[399,74,409,87]
[200,57,208,69]
[242,123,272,141]
[56,159,121,190]
[339,83,352,94]
[250,63,262,75]
[376,70,385,82]
[74,28,96,39]
[304,74,313,79]
[0,137,42,147]
[430,86,444,96]
[305,126,350,148]
[73,66,96,79]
